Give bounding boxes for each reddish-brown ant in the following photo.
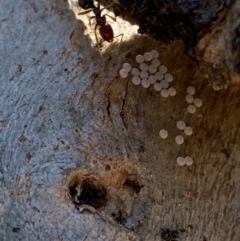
[78,0,122,45]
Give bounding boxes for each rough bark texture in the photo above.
[1,0,240,241]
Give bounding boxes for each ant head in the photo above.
[78,0,95,9]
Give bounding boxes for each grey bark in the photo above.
[1,0,240,241]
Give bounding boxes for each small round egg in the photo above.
[149,75,157,84]
[122,63,131,72]
[176,120,186,130]
[135,54,144,63]
[185,156,193,166]
[175,135,184,145]
[140,70,148,79]
[185,94,194,103]
[159,129,168,139]
[161,89,169,98]
[159,65,167,74]
[139,63,148,71]
[187,105,196,114]
[176,157,185,166]
[187,86,195,95]
[119,69,128,78]
[155,72,163,80]
[161,79,169,89]
[193,98,202,108]
[131,68,140,76]
[151,58,160,67]
[184,126,193,136]
[165,73,173,82]
[148,65,157,74]
[153,82,162,91]
[141,78,150,88]
[168,87,177,96]
[132,76,141,85]
[150,50,159,59]
[144,52,153,61]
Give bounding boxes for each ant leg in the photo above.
[100,0,120,12]
[89,16,95,27]
[104,14,116,22]
[114,33,123,44]
[78,9,92,15]
[94,24,99,45]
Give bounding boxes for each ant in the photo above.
[78,0,123,45]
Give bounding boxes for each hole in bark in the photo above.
[68,178,108,209]
[12,227,20,233]
[123,178,144,194]
[161,228,179,241]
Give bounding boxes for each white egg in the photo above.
[185,156,193,166]
[176,120,186,130]
[119,69,128,78]
[139,63,148,71]
[140,70,148,79]
[193,98,202,107]
[187,86,195,95]
[148,65,157,74]
[150,50,159,59]
[132,76,141,85]
[144,52,153,61]
[168,87,177,96]
[155,72,163,80]
[175,135,184,145]
[185,94,194,103]
[131,68,140,76]
[122,63,131,72]
[141,78,150,88]
[184,126,193,136]
[165,73,173,82]
[161,89,169,98]
[159,65,167,74]
[153,82,162,91]
[135,54,144,63]
[161,79,169,89]
[148,75,157,84]
[187,105,196,114]
[176,157,185,166]
[151,58,160,67]
[159,129,168,139]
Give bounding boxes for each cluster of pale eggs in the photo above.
[119,50,203,167]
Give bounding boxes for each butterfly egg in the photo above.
[153,82,162,91]
[155,72,163,80]
[165,73,173,82]
[135,54,144,63]
[144,52,153,61]
[151,58,160,67]
[176,120,186,130]
[193,98,202,108]
[168,87,177,96]
[149,75,157,84]
[185,156,193,166]
[184,126,193,136]
[176,157,185,166]
[122,63,131,72]
[187,105,196,114]
[139,63,148,71]
[131,68,140,76]
[159,65,167,74]
[132,76,141,85]
[160,89,169,98]
[159,129,168,139]
[150,50,159,59]
[185,94,194,103]
[148,65,157,74]
[140,70,148,79]
[161,79,169,89]
[119,69,128,78]
[175,135,184,145]
[141,78,150,88]
[187,86,195,95]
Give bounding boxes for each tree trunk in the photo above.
[1,0,240,241]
